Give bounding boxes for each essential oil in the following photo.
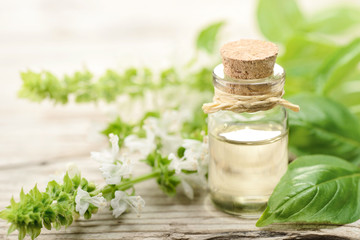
[204,40,299,217]
[209,121,288,216]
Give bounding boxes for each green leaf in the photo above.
[144,150,181,196]
[101,185,117,201]
[63,173,73,193]
[101,117,135,147]
[71,173,81,189]
[279,35,338,79]
[305,6,360,35]
[181,104,208,141]
[7,223,17,234]
[329,76,360,119]
[288,94,360,163]
[256,155,360,227]
[188,67,214,93]
[46,181,61,199]
[278,35,338,95]
[20,188,26,201]
[18,226,26,240]
[257,0,305,43]
[315,38,360,95]
[196,21,225,54]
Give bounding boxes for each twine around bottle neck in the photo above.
[202,87,300,114]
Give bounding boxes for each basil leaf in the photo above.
[304,6,360,35]
[329,72,360,120]
[196,21,225,54]
[278,35,338,95]
[101,116,136,147]
[288,94,360,163]
[257,0,305,43]
[315,38,360,95]
[256,155,360,227]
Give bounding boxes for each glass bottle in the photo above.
[208,62,288,217]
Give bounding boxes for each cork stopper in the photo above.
[220,39,278,80]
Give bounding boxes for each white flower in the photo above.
[124,124,156,160]
[99,155,133,185]
[168,153,198,174]
[182,139,209,165]
[91,133,120,163]
[109,133,120,157]
[124,135,155,155]
[49,163,81,183]
[66,162,81,178]
[160,111,184,133]
[110,191,145,218]
[168,138,209,199]
[167,151,198,200]
[160,134,183,156]
[124,112,183,158]
[75,188,106,216]
[144,112,183,155]
[91,134,134,185]
[168,138,209,174]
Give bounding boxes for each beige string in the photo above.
[202,88,300,114]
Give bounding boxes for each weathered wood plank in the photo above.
[1,133,360,239]
[1,155,360,239]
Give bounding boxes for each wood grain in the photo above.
[1,127,360,240]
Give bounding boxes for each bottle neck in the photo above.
[212,64,285,97]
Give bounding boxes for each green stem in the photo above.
[116,170,161,191]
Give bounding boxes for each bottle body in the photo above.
[208,64,288,217]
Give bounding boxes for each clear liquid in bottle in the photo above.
[209,123,288,217]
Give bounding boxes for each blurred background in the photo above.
[1,0,358,72]
[0,0,359,168]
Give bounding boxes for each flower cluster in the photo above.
[89,133,146,218]
[75,189,106,216]
[91,134,133,185]
[124,111,208,198]
[1,111,209,240]
[124,111,184,158]
[111,191,145,218]
[0,168,102,240]
[83,108,209,219]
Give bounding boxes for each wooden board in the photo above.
[0,105,359,240]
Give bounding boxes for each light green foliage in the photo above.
[144,151,180,196]
[258,0,360,164]
[187,67,214,93]
[256,155,360,227]
[18,70,93,104]
[196,21,225,54]
[0,173,99,240]
[99,149,181,201]
[19,68,156,104]
[256,0,360,227]
[315,38,360,95]
[288,94,360,163]
[101,117,137,147]
[278,35,338,95]
[101,111,161,147]
[181,105,208,141]
[257,0,305,43]
[304,6,360,35]
[18,66,214,105]
[257,0,360,41]
[329,70,360,119]
[258,0,360,117]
